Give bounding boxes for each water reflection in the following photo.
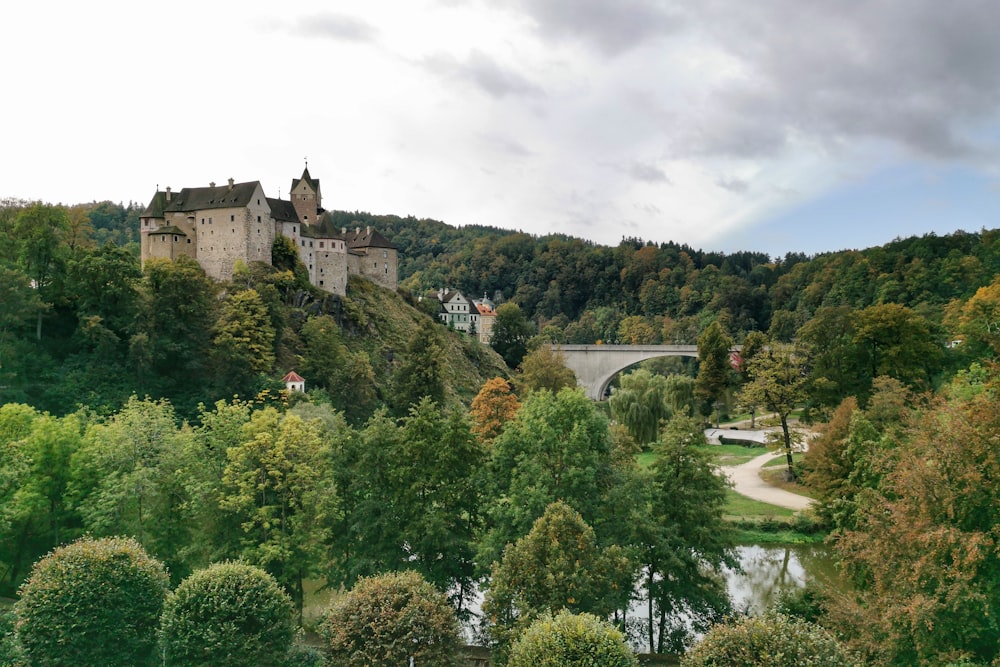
[463,544,836,645]
[725,544,835,614]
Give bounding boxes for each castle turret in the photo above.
[290,166,321,224]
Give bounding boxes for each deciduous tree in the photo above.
[220,408,337,618]
[483,501,632,659]
[737,344,808,478]
[492,302,532,368]
[609,369,671,446]
[630,416,735,653]
[322,570,463,667]
[470,377,520,443]
[517,345,576,394]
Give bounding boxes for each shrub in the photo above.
[507,611,638,667]
[682,614,853,667]
[14,536,169,667]
[1,608,24,667]
[159,561,294,667]
[322,570,463,667]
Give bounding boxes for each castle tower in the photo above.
[290,165,321,225]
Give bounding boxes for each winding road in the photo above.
[722,452,814,512]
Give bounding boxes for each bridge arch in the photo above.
[550,345,698,400]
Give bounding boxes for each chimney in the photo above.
[228,178,234,190]
[341,227,346,235]
[165,186,172,202]
[355,226,360,234]
[366,225,371,235]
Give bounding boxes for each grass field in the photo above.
[693,443,771,466]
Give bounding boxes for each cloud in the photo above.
[294,13,379,43]
[479,133,536,157]
[422,50,543,98]
[626,161,669,184]
[680,1,1000,161]
[509,0,684,55]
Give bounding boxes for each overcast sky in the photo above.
[3,1,1000,257]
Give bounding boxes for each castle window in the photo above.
[293,226,297,233]
[201,219,204,224]
[230,215,235,222]
[309,241,313,248]
[257,216,261,222]
[319,280,324,285]
[209,218,212,223]
[319,242,324,248]
[301,240,305,247]
[232,229,235,233]
[383,250,388,258]
[187,239,191,244]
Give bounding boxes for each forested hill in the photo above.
[3,198,997,419]
[325,209,999,339]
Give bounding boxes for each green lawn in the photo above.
[692,443,771,466]
[722,490,796,520]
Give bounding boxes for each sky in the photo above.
[3,0,1000,258]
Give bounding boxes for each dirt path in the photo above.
[723,452,814,512]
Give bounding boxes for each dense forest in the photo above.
[3,197,1000,664]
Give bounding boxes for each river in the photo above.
[462,543,838,646]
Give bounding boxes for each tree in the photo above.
[159,562,294,667]
[852,303,941,391]
[609,369,671,445]
[796,306,868,409]
[508,611,638,667]
[0,265,46,383]
[212,288,276,395]
[0,412,82,589]
[830,383,1000,664]
[328,409,404,585]
[737,344,808,479]
[322,570,463,667]
[480,388,617,566]
[12,203,69,340]
[517,345,576,394]
[630,416,735,653]
[682,614,851,667]
[71,397,194,577]
[617,315,657,344]
[953,276,1000,356]
[397,399,483,608]
[664,373,697,418]
[220,408,337,619]
[133,256,217,410]
[470,377,520,443]
[14,536,169,667]
[800,397,858,526]
[391,319,445,415]
[483,501,632,658]
[492,302,532,368]
[298,315,349,394]
[695,321,734,421]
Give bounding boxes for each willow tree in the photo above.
[609,369,670,445]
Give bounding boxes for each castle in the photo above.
[140,167,397,296]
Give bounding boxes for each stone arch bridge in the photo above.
[549,344,740,400]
